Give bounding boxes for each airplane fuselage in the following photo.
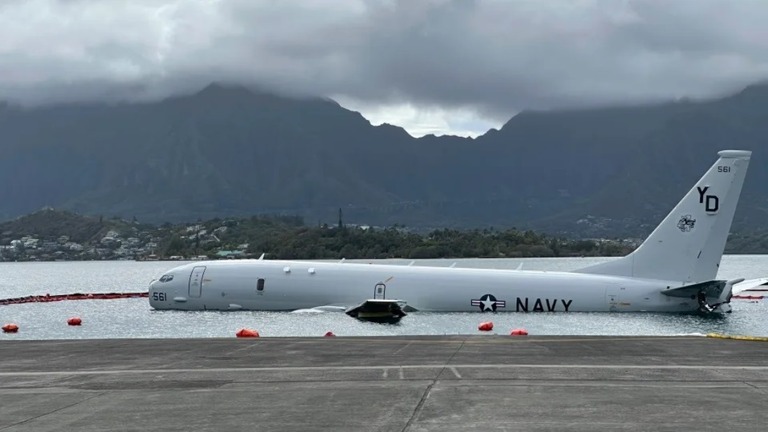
[147,150,751,316]
[148,259,700,313]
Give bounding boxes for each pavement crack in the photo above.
[393,341,413,355]
[0,392,105,431]
[401,381,435,432]
[742,381,767,393]
[401,338,466,431]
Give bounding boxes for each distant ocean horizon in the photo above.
[2,255,767,340]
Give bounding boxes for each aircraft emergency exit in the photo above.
[149,150,752,315]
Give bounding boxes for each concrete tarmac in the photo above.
[1,335,768,431]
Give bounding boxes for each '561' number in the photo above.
[152,292,167,301]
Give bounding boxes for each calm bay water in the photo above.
[1,256,767,340]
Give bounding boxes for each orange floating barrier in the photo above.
[2,323,19,333]
[510,328,529,336]
[0,291,148,306]
[324,331,336,337]
[478,321,494,331]
[236,328,260,338]
[67,317,82,326]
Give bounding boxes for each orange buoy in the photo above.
[67,317,82,326]
[510,328,528,336]
[478,321,494,331]
[2,323,19,333]
[236,328,260,338]
[324,331,336,337]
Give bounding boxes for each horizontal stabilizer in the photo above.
[662,279,742,313]
[661,280,728,299]
[732,277,768,295]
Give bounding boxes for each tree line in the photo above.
[163,215,635,259]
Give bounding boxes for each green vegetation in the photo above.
[7,208,766,261]
[0,209,637,261]
[171,216,635,260]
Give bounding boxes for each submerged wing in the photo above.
[291,305,348,313]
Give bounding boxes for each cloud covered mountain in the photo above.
[1,82,766,237]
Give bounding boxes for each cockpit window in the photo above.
[159,274,174,283]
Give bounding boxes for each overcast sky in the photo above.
[2,0,768,137]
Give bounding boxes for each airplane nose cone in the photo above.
[148,279,159,294]
[148,272,180,308]
[148,281,157,301]
[148,279,166,306]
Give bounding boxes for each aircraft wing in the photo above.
[291,300,416,315]
[291,305,348,313]
[344,299,408,323]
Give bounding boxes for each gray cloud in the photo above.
[1,0,768,126]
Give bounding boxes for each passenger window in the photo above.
[257,278,265,291]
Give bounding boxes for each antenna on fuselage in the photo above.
[339,258,346,263]
[258,253,265,260]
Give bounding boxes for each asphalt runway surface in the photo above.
[1,335,767,431]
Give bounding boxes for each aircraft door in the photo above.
[189,266,206,298]
[374,282,386,299]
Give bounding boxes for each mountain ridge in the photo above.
[0,81,766,237]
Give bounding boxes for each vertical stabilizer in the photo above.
[575,150,751,283]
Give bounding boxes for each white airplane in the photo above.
[149,150,751,317]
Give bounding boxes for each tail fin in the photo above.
[575,150,751,283]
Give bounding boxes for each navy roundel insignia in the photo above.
[471,294,506,312]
